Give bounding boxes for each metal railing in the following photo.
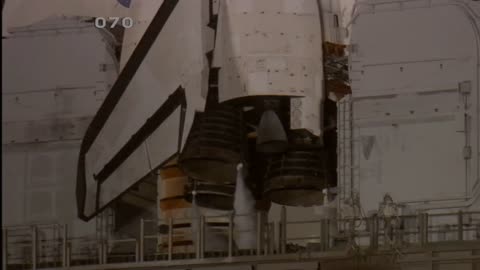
[3,210,480,269]
[282,210,480,252]
[139,212,264,261]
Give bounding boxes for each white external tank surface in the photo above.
[339,0,480,216]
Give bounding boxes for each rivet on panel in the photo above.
[385,112,390,116]
[440,64,443,69]
[280,32,284,35]
[290,73,294,77]
[409,110,414,114]
[434,108,439,112]
[400,67,404,72]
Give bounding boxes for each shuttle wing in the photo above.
[76,0,212,221]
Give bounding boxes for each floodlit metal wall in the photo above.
[2,18,117,237]
[3,0,132,34]
[339,0,480,215]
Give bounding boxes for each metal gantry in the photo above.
[2,209,480,269]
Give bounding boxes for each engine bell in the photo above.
[256,109,288,154]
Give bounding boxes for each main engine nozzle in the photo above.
[256,109,288,154]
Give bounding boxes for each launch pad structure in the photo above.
[3,208,480,270]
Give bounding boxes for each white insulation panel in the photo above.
[214,0,324,135]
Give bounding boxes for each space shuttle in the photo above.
[33,0,348,221]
